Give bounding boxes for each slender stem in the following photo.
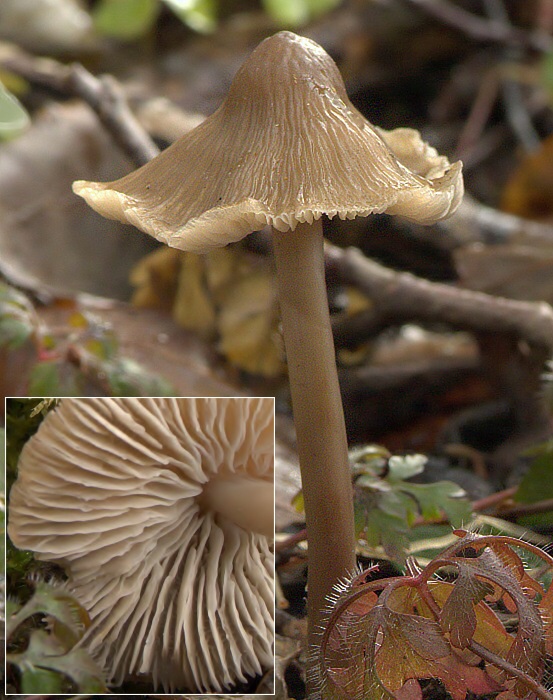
[468,640,553,700]
[272,220,356,692]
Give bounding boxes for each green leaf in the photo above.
[0,284,35,349]
[9,629,106,693]
[541,51,553,96]
[21,667,64,694]
[28,362,78,397]
[262,0,310,26]
[105,356,174,396]
[93,0,159,40]
[400,481,471,527]
[261,0,341,26]
[0,81,30,140]
[388,454,427,481]
[0,428,4,492]
[7,582,106,693]
[306,0,342,18]
[514,448,553,526]
[516,448,553,504]
[7,582,90,643]
[162,0,217,33]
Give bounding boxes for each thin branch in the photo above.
[469,639,553,700]
[484,0,540,152]
[455,68,500,159]
[325,242,553,351]
[444,195,553,244]
[404,0,552,52]
[472,485,518,512]
[0,45,159,167]
[495,497,553,519]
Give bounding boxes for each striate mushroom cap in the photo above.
[73,31,463,253]
[8,397,275,692]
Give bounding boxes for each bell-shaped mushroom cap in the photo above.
[8,397,275,692]
[73,31,463,253]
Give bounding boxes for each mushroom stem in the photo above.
[201,475,274,537]
[272,219,356,685]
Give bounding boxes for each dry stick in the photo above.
[471,485,518,512]
[455,68,500,160]
[484,0,541,152]
[495,497,553,519]
[0,48,158,167]
[326,242,553,352]
[404,0,552,52]
[444,195,553,243]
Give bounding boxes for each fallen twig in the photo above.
[326,241,553,351]
[484,0,540,152]
[0,44,158,167]
[443,194,553,244]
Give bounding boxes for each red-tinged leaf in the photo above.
[459,552,546,690]
[320,531,553,700]
[323,605,395,700]
[429,581,513,660]
[538,581,553,655]
[384,587,450,660]
[394,678,422,700]
[326,590,379,653]
[440,563,494,648]
[485,541,544,600]
[374,605,501,700]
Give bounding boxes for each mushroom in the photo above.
[71,30,463,685]
[8,397,275,692]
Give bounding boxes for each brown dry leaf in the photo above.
[501,133,553,219]
[173,252,218,340]
[130,247,181,310]
[0,102,156,298]
[131,245,284,377]
[217,268,282,376]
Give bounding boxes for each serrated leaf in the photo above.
[440,564,495,648]
[366,508,410,562]
[431,581,513,659]
[320,531,553,700]
[453,547,547,690]
[9,628,106,692]
[400,480,471,526]
[93,0,158,40]
[7,582,90,644]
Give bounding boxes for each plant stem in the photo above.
[272,219,356,693]
[468,640,553,700]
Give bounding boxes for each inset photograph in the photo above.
[5,396,275,694]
